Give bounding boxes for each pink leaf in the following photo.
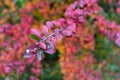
[46,21,53,29]
[54,29,63,40]
[5,67,11,74]
[51,36,57,44]
[116,8,120,14]
[42,25,48,34]
[44,48,56,54]
[51,21,61,27]
[66,25,76,31]
[0,28,3,33]
[62,29,72,37]
[79,0,86,8]
[30,76,39,80]
[56,33,63,41]
[85,0,90,3]
[31,29,41,37]
[79,16,85,23]
[90,0,97,4]
[58,18,66,26]
[115,38,120,46]
[69,1,77,9]
[73,9,83,17]
[117,32,120,38]
[44,42,56,54]
[39,42,46,49]
[65,11,72,18]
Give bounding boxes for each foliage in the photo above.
[0,0,120,80]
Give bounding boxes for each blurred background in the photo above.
[0,0,120,80]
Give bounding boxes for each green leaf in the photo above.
[16,0,24,8]
[30,34,40,41]
[109,64,119,72]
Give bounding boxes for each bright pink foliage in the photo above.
[0,0,120,79]
[24,0,120,60]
